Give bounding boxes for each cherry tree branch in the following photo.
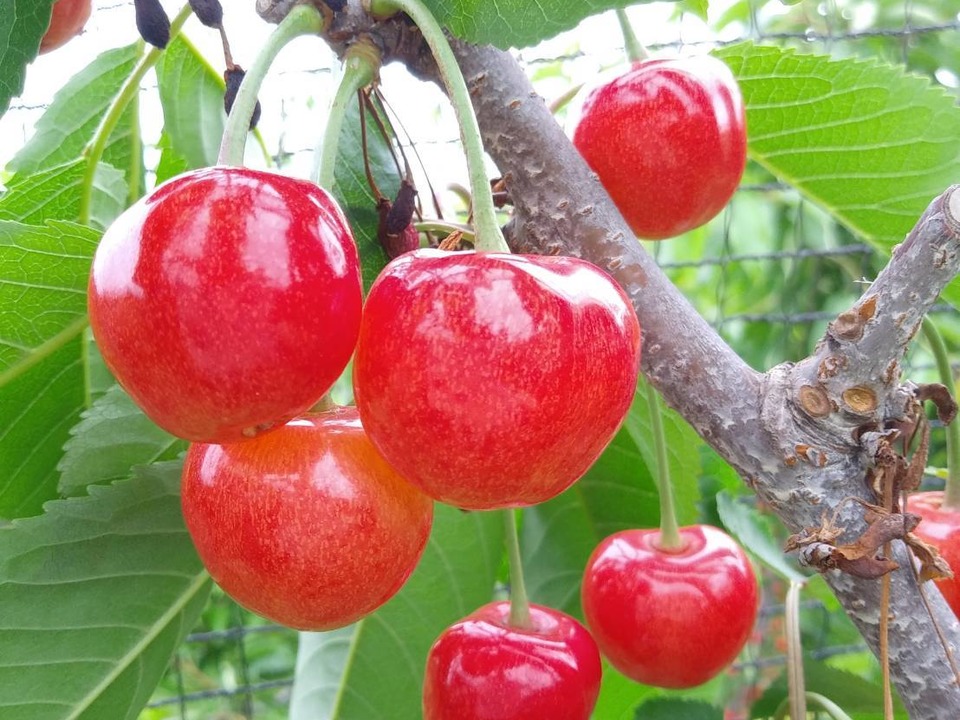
[260,2,960,715]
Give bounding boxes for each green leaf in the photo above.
[58,385,186,497]
[422,1,675,50]
[0,334,85,518]
[154,132,190,186]
[0,0,56,116]
[288,505,503,720]
[593,663,660,720]
[8,44,140,185]
[715,43,960,307]
[332,95,397,293]
[0,160,128,229]
[155,34,226,170]
[636,698,723,720]
[0,462,212,719]
[716,491,807,582]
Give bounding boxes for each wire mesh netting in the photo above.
[4,0,959,718]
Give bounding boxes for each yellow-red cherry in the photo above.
[582,525,758,688]
[88,167,363,443]
[39,0,92,53]
[181,406,434,631]
[907,491,960,617]
[353,249,642,510]
[423,601,602,720]
[573,56,747,240]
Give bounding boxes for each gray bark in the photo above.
[264,2,960,716]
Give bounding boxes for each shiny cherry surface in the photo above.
[907,491,960,616]
[573,56,746,240]
[181,406,434,631]
[423,601,602,720]
[40,0,92,53]
[582,525,758,688]
[89,166,362,443]
[353,249,642,510]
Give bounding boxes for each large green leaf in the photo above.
[0,220,97,517]
[58,385,186,497]
[0,0,56,116]
[332,96,398,292]
[715,42,960,307]
[8,44,140,184]
[422,1,674,50]
[288,505,503,720]
[0,462,212,720]
[154,34,225,171]
[716,491,807,583]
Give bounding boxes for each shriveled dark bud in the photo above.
[134,0,171,49]
[224,67,262,130]
[323,0,348,10]
[385,180,417,235]
[377,184,420,259]
[189,0,223,28]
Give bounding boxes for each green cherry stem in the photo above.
[217,4,327,167]
[315,39,381,191]
[922,317,960,508]
[614,8,648,63]
[372,0,508,253]
[503,509,533,630]
[645,379,683,550]
[79,4,193,225]
[785,580,807,720]
[773,693,853,720]
[414,219,476,241]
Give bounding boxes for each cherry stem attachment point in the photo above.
[922,317,960,508]
[615,8,648,63]
[644,379,683,550]
[315,39,381,190]
[372,0,508,253]
[503,509,533,630]
[217,4,327,167]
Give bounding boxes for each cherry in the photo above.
[181,406,434,630]
[88,166,362,443]
[907,491,960,616]
[423,601,602,720]
[353,249,642,510]
[572,55,747,240]
[39,0,92,54]
[582,524,758,688]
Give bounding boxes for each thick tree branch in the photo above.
[261,2,960,715]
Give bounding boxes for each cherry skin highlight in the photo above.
[573,55,747,240]
[39,0,92,54]
[88,166,362,443]
[353,249,642,510]
[907,491,960,617]
[181,406,434,631]
[582,525,758,688]
[423,601,602,720]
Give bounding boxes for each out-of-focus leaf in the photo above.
[58,384,186,497]
[635,698,723,720]
[289,505,503,720]
[0,462,212,719]
[0,0,57,116]
[155,34,225,170]
[717,491,807,582]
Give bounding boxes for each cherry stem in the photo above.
[315,40,381,190]
[645,380,683,550]
[922,318,960,508]
[414,220,475,242]
[503,509,533,630]
[614,8,648,63]
[79,4,193,225]
[773,693,853,720]
[374,0,508,253]
[784,580,807,720]
[217,4,327,167]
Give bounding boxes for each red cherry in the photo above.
[423,601,602,720]
[353,249,641,510]
[907,491,960,616]
[582,525,758,688]
[573,55,747,240]
[39,0,92,54]
[88,167,362,443]
[181,406,434,631]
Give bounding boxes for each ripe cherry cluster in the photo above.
[84,36,764,720]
